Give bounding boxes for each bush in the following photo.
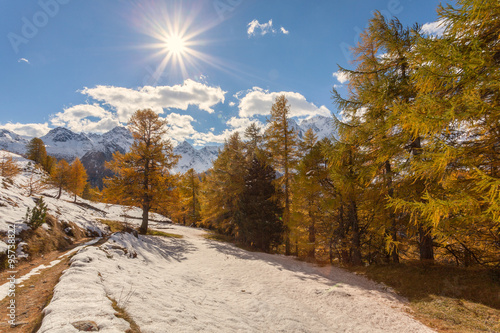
[25,197,48,230]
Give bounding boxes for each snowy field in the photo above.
[39,223,434,333]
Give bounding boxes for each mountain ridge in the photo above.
[0,115,335,187]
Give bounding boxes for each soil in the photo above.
[0,238,100,333]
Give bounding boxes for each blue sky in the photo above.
[0,0,443,146]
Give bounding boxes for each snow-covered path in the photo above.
[38,224,434,333]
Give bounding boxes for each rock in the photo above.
[71,320,99,331]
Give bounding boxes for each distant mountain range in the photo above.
[0,115,334,188]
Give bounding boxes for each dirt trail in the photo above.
[0,238,103,332]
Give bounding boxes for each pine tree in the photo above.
[237,155,284,252]
[68,158,88,202]
[265,95,300,255]
[104,109,178,234]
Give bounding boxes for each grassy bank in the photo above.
[348,262,500,332]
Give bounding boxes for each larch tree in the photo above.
[48,159,71,199]
[179,168,201,226]
[26,138,47,166]
[0,152,20,180]
[104,109,178,234]
[265,95,300,255]
[68,157,88,202]
[332,11,429,262]
[244,122,264,158]
[292,129,330,259]
[199,132,246,236]
[389,0,500,265]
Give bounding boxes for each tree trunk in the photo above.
[411,136,435,262]
[418,224,434,260]
[385,160,399,263]
[140,199,150,234]
[140,159,150,234]
[307,207,316,259]
[349,199,362,266]
[57,184,62,199]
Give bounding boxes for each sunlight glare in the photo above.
[165,35,186,55]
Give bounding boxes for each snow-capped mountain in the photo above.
[0,115,335,186]
[299,115,335,141]
[0,129,29,155]
[173,141,219,174]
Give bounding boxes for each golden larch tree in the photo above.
[105,109,178,234]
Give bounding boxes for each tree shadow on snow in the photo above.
[135,235,198,263]
[204,239,406,304]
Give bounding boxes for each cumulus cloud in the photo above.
[247,19,289,37]
[0,122,51,137]
[80,79,226,122]
[51,103,120,133]
[421,19,446,37]
[332,71,350,84]
[164,113,197,144]
[236,88,331,119]
[17,58,30,64]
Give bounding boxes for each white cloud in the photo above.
[247,20,288,37]
[236,88,331,119]
[248,19,275,36]
[80,79,226,122]
[0,122,50,137]
[164,113,197,144]
[50,103,119,133]
[332,71,350,84]
[17,58,30,64]
[229,101,236,107]
[227,117,264,131]
[421,19,446,37]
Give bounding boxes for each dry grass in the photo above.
[146,229,183,238]
[109,297,141,333]
[6,215,88,270]
[348,262,500,332]
[98,219,182,238]
[98,219,131,233]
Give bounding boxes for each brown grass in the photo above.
[146,229,183,238]
[109,297,141,333]
[348,262,500,333]
[98,219,183,238]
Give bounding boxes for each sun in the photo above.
[165,34,186,55]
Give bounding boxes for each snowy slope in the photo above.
[0,129,28,155]
[0,151,169,254]
[38,223,434,333]
[299,115,336,141]
[173,141,219,174]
